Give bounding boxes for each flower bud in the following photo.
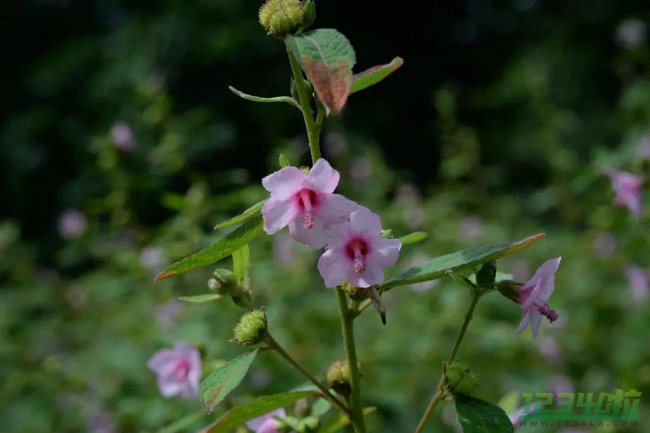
[476,261,496,288]
[496,280,523,304]
[326,360,351,397]
[446,361,479,395]
[234,310,267,345]
[259,0,304,35]
[209,268,238,294]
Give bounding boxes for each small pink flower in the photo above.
[624,265,649,301]
[57,209,88,239]
[603,168,643,216]
[147,342,201,399]
[110,121,135,150]
[245,408,286,433]
[318,207,401,288]
[262,159,357,249]
[516,258,561,339]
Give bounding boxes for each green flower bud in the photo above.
[259,0,304,35]
[209,268,238,294]
[326,360,351,397]
[446,361,479,395]
[476,261,496,288]
[234,310,267,345]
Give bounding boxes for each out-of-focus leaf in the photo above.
[399,231,427,245]
[350,57,404,94]
[156,216,264,280]
[214,201,265,231]
[381,234,544,290]
[201,391,318,433]
[287,29,356,113]
[178,294,224,303]
[319,407,376,433]
[455,394,514,433]
[157,410,205,433]
[229,86,301,110]
[200,350,259,414]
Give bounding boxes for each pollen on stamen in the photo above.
[354,257,366,273]
[538,304,559,323]
[304,210,314,229]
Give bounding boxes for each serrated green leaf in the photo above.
[279,154,290,168]
[319,407,376,433]
[350,57,404,94]
[200,350,259,415]
[229,86,301,110]
[156,216,264,280]
[287,29,356,113]
[201,391,318,433]
[232,245,249,288]
[381,234,544,291]
[214,200,266,231]
[178,294,224,303]
[399,231,427,245]
[455,394,514,433]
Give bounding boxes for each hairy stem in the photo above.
[285,40,321,162]
[266,333,350,415]
[336,288,367,433]
[414,291,482,433]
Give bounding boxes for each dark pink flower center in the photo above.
[346,239,369,273]
[294,189,319,229]
[173,358,190,381]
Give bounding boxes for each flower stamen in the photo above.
[537,303,559,323]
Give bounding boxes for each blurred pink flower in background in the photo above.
[154,301,184,332]
[110,121,136,151]
[615,19,647,50]
[592,232,617,259]
[57,209,88,239]
[147,342,201,398]
[510,259,531,281]
[537,335,562,365]
[603,167,643,216]
[546,375,574,398]
[396,184,426,229]
[624,265,649,301]
[139,246,167,273]
[87,409,116,433]
[318,207,401,288]
[406,255,440,293]
[516,258,561,339]
[637,133,650,160]
[272,231,295,267]
[459,215,484,241]
[323,132,347,157]
[509,403,534,430]
[245,408,286,433]
[350,157,373,184]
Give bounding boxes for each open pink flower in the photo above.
[245,408,286,433]
[262,158,357,249]
[516,258,561,339]
[603,168,643,216]
[147,342,201,399]
[318,207,401,288]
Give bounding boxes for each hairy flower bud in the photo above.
[209,268,238,294]
[259,0,304,35]
[326,360,351,397]
[446,361,479,395]
[234,310,267,345]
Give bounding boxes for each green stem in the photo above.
[285,40,321,163]
[266,333,350,416]
[414,291,482,433]
[336,288,367,433]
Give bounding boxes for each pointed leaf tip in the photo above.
[350,57,404,94]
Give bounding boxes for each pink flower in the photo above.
[262,159,357,249]
[147,342,201,399]
[318,207,401,288]
[57,209,88,239]
[110,121,135,150]
[625,265,649,301]
[516,258,561,339]
[245,408,286,433]
[603,168,643,216]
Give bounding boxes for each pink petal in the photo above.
[318,249,352,287]
[305,158,340,193]
[530,311,543,339]
[349,206,382,238]
[367,238,401,267]
[147,350,177,372]
[347,264,384,288]
[262,198,298,234]
[289,219,327,249]
[246,409,286,432]
[317,194,358,225]
[530,257,561,301]
[323,221,352,249]
[516,311,530,335]
[262,167,306,200]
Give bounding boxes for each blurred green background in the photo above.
[1,0,649,432]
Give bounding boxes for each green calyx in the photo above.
[326,360,351,396]
[234,310,267,345]
[259,0,304,35]
[446,361,479,395]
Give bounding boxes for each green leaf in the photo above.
[381,234,544,291]
[178,294,224,303]
[157,216,264,280]
[200,350,259,415]
[279,153,290,168]
[319,407,376,433]
[446,270,476,290]
[158,410,205,433]
[469,271,514,286]
[350,57,404,94]
[229,86,301,110]
[399,231,427,245]
[287,29,356,113]
[214,200,265,231]
[201,391,318,433]
[232,245,249,288]
[455,394,514,433]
